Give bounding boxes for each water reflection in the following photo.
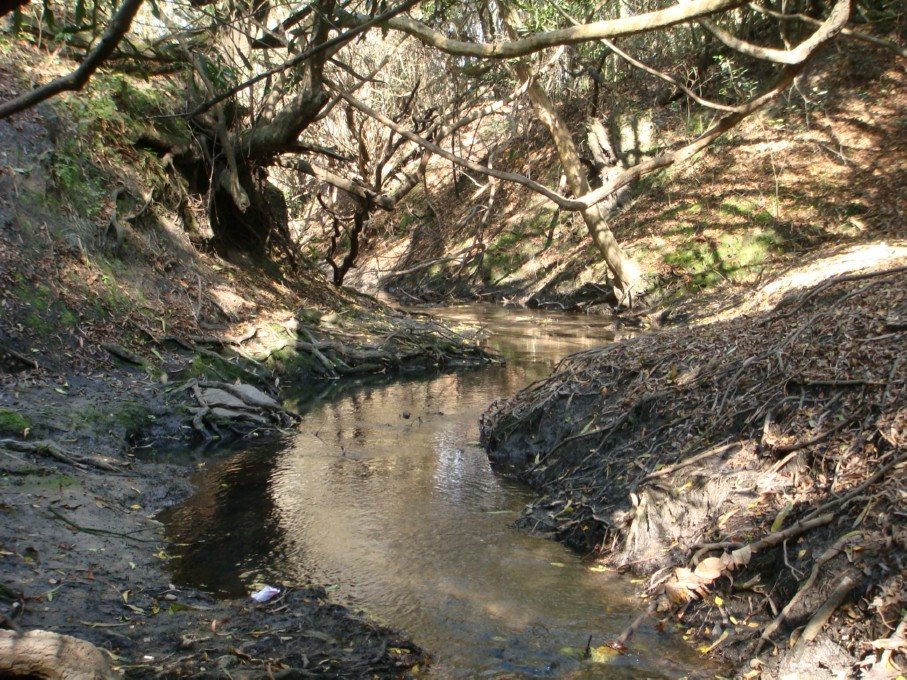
[161,305,706,678]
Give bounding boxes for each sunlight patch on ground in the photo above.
[714,240,907,321]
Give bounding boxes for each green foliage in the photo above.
[714,55,759,100]
[46,70,185,218]
[51,138,107,219]
[198,56,237,92]
[0,410,30,435]
[67,400,150,433]
[514,0,597,32]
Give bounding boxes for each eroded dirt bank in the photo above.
[0,302,489,677]
[0,89,490,676]
[481,251,906,678]
[0,314,488,677]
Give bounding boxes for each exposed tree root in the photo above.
[0,439,122,473]
[0,629,116,679]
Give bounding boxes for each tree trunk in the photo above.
[209,167,289,257]
[520,65,641,295]
[500,7,642,298]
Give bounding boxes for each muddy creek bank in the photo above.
[480,266,907,679]
[160,305,710,678]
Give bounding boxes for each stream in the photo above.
[159,305,706,678]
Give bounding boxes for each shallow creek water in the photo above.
[160,305,707,678]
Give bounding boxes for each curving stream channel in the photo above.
[160,305,706,678]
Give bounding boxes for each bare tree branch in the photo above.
[326,0,848,215]
[546,0,742,112]
[699,0,851,64]
[326,78,588,208]
[602,39,744,112]
[282,157,395,209]
[184,0,421,121]
[547,2,743,111]
[0,0,145,120]
[748,3,907,58]
[337,0,747,59]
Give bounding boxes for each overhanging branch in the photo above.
[0,0,145,120]
[699,0,851,64]
[281,157,396,210]
[748,3,907,58]
[184,0,421,120]
[337,0,747,59]
[326,0,847,215]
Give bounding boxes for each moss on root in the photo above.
[0,410,31,436]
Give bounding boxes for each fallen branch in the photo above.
[101,342,145,366]
[756,531,863,653]
[775,265,907,319]
[641,441,740,482]
[46,505,156,542]
[613,601,657,650]
[691,512,834,565]
[0,343,39,370]
[790,569,860,658]
[0,439,121,473]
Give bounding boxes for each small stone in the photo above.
[215,654,238,670]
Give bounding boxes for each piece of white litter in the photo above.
[251,585,281,603]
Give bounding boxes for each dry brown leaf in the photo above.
[721,545,752,570]
[694,557,725,581]
[665,580,696,604]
